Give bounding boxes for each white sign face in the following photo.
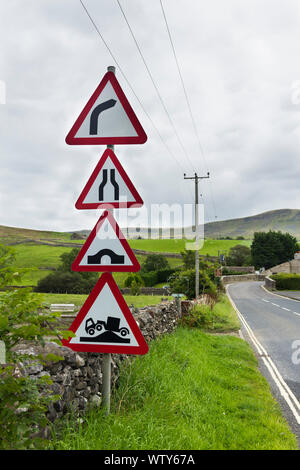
[76,81,137,139]
[65,71,147,145]
[70,283,138,348]
[75,149,143,209]
[72,211,140,272]
[62,273,149,355]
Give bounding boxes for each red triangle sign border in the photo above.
[75,148,144,210]
[72,210,140,273]
[62,272,149,355]
[65,71,147,145]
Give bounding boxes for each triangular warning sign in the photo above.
[72,210,140,272]
[75,148,143,210]
[62,273,148,355]
[65,71,147,145]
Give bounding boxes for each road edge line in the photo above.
[226,284,300,425]
[261,284,300,303]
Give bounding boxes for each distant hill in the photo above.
[204,209,300,239]
[1,209,300,244]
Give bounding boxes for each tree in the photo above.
[226,245,252,266]
[169,268,217,300]
[0,244,70,449]
[35,248,98,294]
[181,249,194,269]
[251,231,299,269]
[141,254,169,272]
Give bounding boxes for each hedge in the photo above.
[140,268,178,287]
[270,273,300,290]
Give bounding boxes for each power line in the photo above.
[159,0,218,223]
[79,0,190,183]
[116,0,196,174]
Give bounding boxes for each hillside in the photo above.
[1,209,300,245]
[204,209,300,239]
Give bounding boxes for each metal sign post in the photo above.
[64,65,148,416]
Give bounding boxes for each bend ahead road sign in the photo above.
[65,71,147,145]
[75,148,143,209]
[72,210,140,272]
[62,272,148,355]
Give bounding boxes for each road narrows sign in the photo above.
[75,148,143,209]
[65,71,147,145]
[72,210,140,272]
[62,272,149,355]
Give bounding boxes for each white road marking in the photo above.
[226,285,300,426]
[260,296,300,318]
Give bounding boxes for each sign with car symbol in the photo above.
[62,273,149,355]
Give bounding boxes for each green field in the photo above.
[7,238,251,289]
[128,238,251,255]
[36,292,172,309]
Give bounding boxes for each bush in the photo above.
[140,271,158,287]
[0,244,71,449]
[124,273,144,289]
[141,254,169,273]
[271,273,300,290]
[180,304,215,328]
[226,245,252,266]
[35,272,97,294]
[169,269,218,300]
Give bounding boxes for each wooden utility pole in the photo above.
[184,172,210,298]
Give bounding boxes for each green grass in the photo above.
[209,295,241,331]
[11,269,54,287]
[36,293,172,309]
[129,238,251,255]
[12,244,73,269]
[50,328,298,450]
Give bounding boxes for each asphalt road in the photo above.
[227,281,300,441]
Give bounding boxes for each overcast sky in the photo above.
[1,0,300,232]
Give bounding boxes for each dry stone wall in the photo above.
[12,300,179,433]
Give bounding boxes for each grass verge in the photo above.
[179,294,240,333]
[35,292,172,309]
[49,327,297,450]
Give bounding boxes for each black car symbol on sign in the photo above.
[85,316,129,337]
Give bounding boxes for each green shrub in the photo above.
[0,243,72,449]
[140,271,158,287]
[180,304,215,328]
[141,254,169,272]
[271,273,300,290]
[124,273,144,289]
[35,272,97,294]
[169,269,218,300]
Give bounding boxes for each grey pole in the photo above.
[195,174,199,298]
[184,172,210,299]
[101,65,116,415]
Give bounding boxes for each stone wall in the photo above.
[267,259,300,275]
[264,276,276,291]
[221,274,266,285]
[12,300,179,433]
[120,287,169,295]
[223,266,255,273]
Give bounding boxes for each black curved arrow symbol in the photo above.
[89,99,117,135]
